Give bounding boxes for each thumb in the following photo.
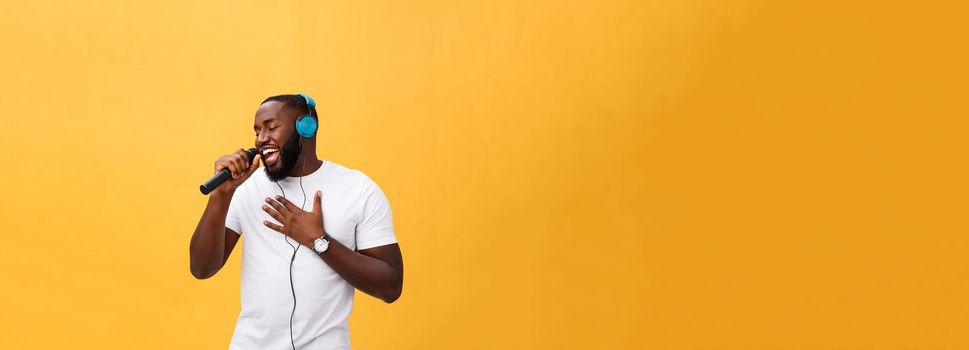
[312,191,322,214]
[246,154,261,175]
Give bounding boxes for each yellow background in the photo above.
[1,0,967,348]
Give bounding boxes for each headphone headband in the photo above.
[298,93,316,108]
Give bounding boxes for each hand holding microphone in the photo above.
[200,148,261,195]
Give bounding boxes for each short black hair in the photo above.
[261,94,317,119]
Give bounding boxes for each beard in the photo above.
[264,131,302,182]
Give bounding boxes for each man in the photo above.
[189,94,404,349]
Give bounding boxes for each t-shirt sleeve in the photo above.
[225,187,244,235]
[355,178,397,250]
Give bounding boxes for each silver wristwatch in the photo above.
[312,234,330,254]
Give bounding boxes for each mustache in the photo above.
[263,130,303,181]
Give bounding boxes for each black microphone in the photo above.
[200,148,260,195]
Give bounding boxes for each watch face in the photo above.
[314,238,329,252]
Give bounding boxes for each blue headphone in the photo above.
[295,93,318,138]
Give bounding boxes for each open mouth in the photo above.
[261,148,280,167]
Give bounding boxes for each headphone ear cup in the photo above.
[295,115,318,138]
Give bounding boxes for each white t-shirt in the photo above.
[225,159,397,349]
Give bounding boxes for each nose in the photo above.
[256,129,270,146]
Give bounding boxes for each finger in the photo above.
[276,195,300,212]
[266,197,290,215]
[263,220,285,233]
[262,204,285,222]
[312,191,322,214]
[214,161,229,174]
[235,148,249,165]
[224,161,239,178]
[225,154,243,178]
[233,153,248,178]
[245,154,261,176]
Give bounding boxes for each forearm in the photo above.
[261,191,403,302]
[316,239,402,303]
[189,192,232,278]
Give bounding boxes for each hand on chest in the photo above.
[254,183,361,247]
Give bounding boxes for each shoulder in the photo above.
[323,160,381,190]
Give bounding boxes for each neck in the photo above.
[289,145,322,177]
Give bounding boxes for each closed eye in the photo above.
[256,125,280,136]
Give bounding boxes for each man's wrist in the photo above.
[311,232,331,254]
[209,189,235,203]
[301,231,323,246]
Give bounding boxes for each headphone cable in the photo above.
[273,139,307,350]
